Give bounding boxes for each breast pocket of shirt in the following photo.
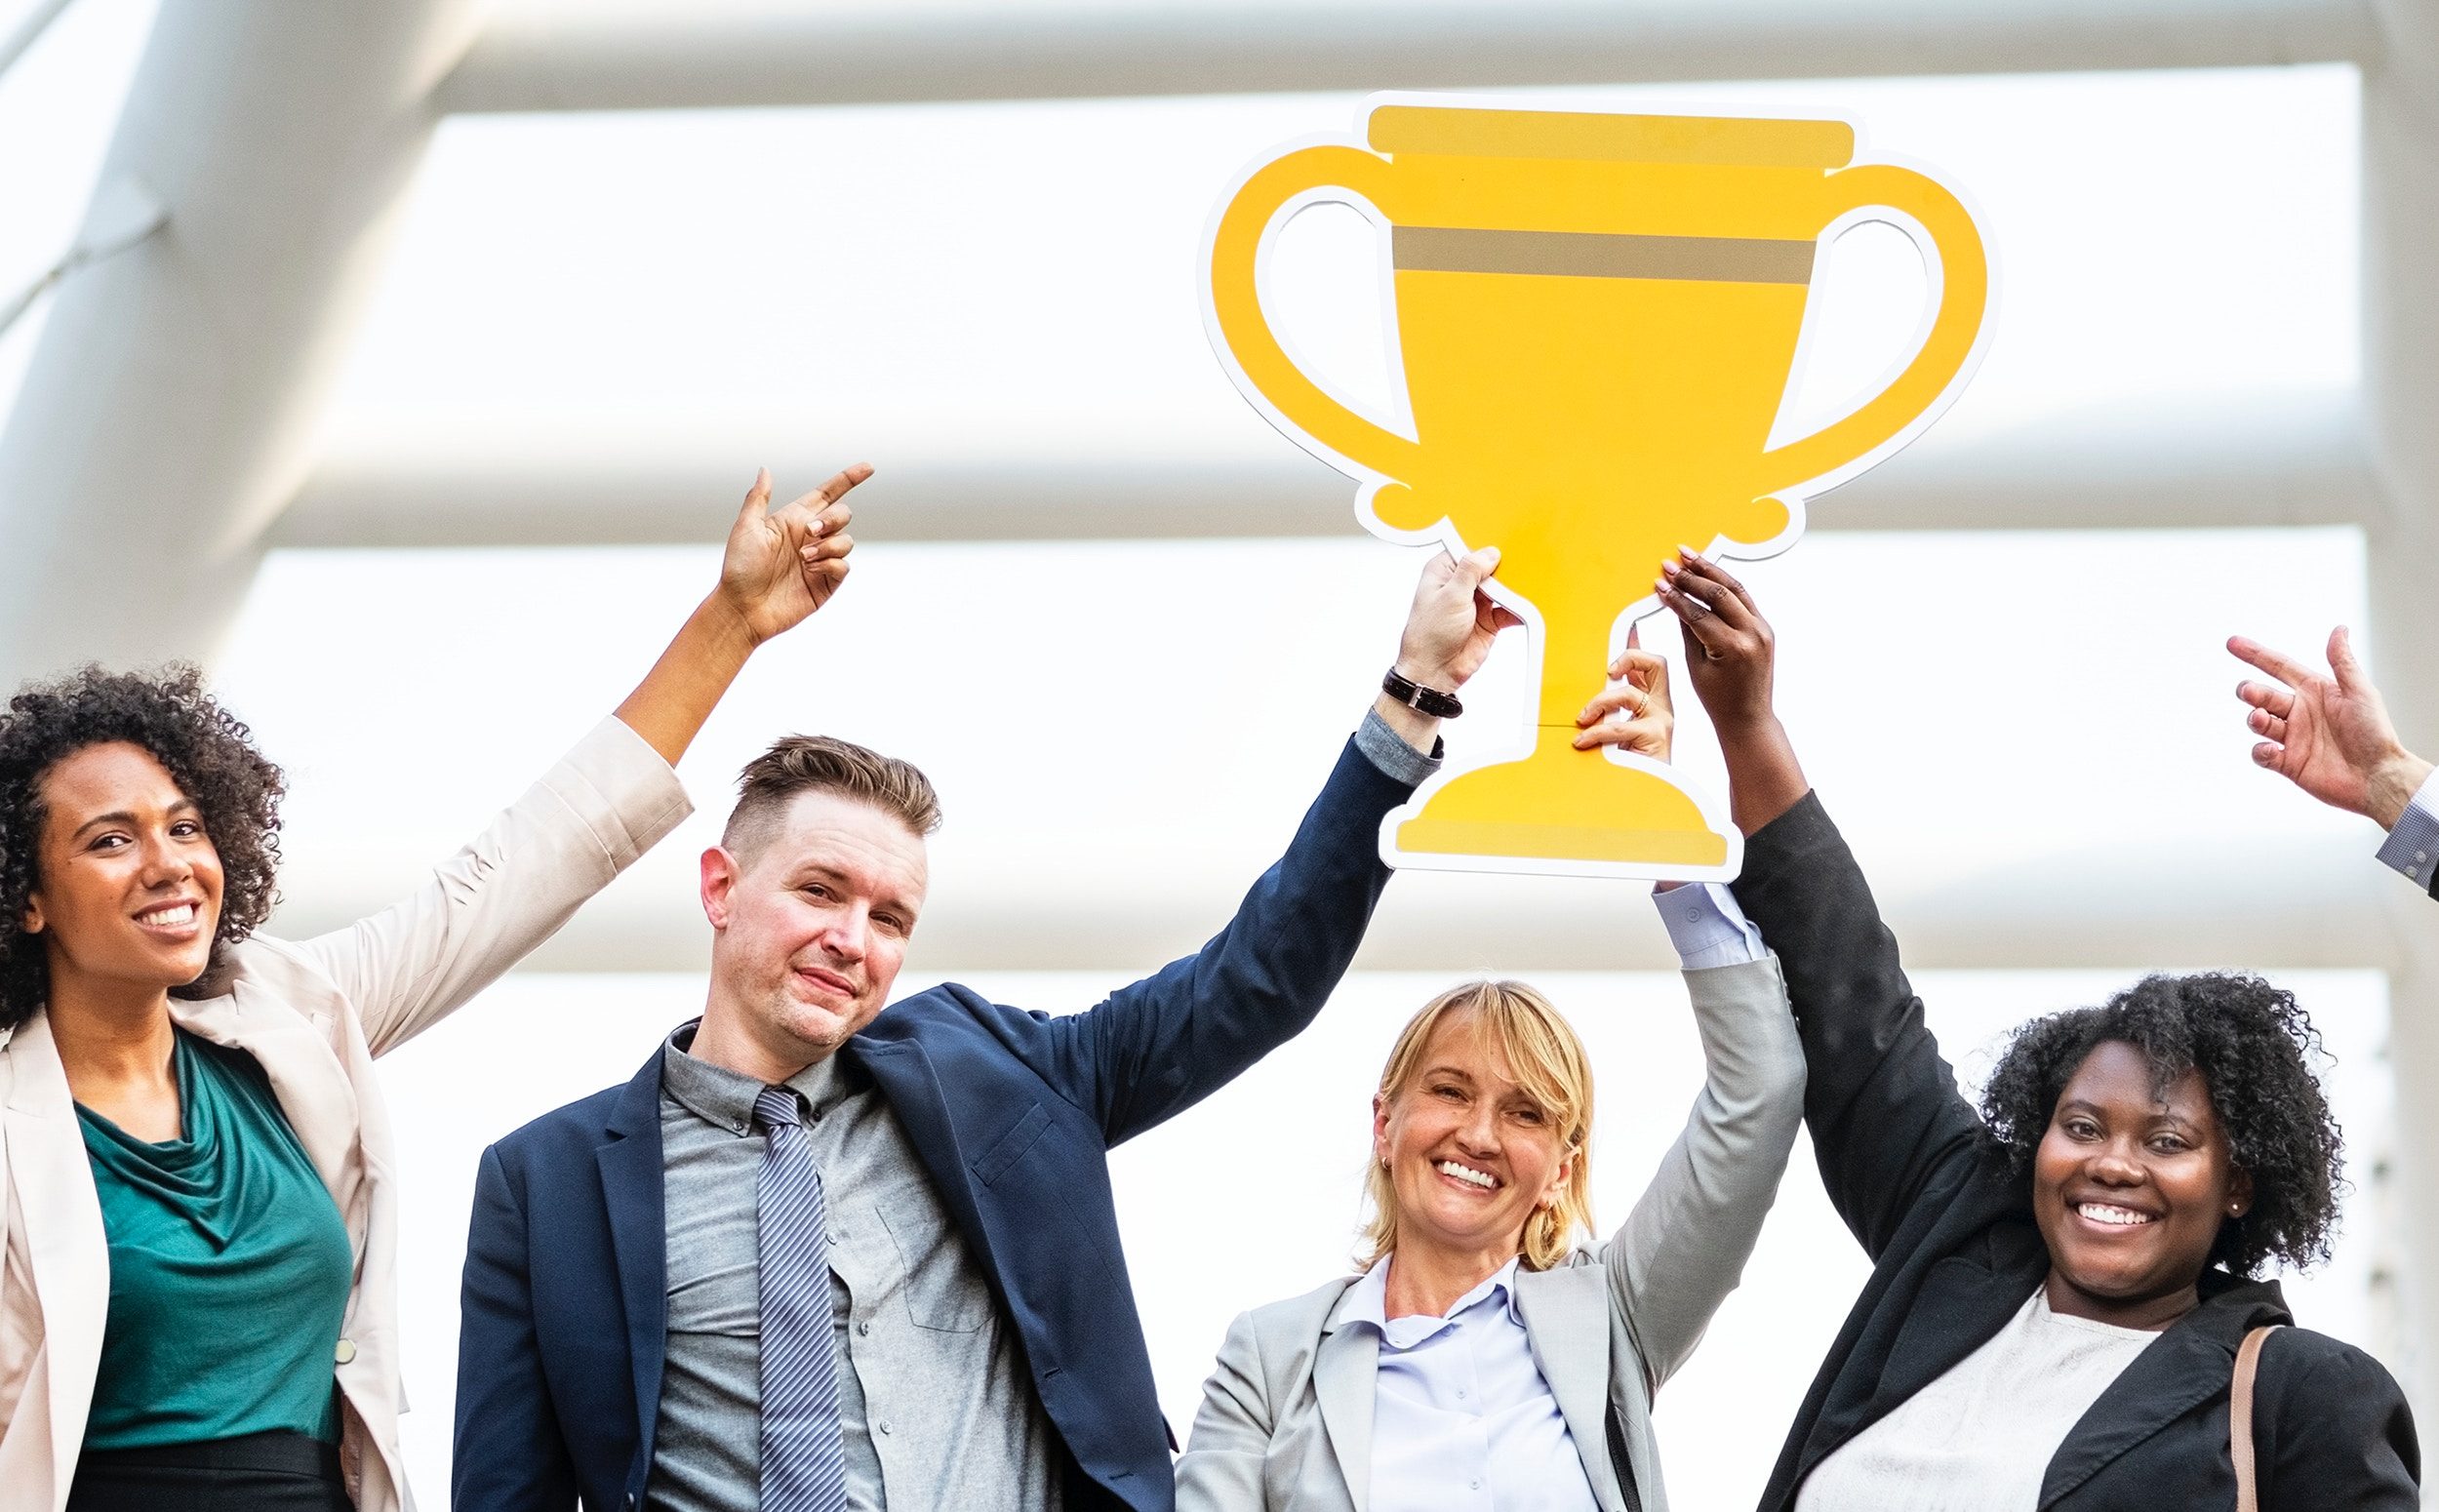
[872,1183,994,1334]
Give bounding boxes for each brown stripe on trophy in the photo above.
[1391,226,1817,284]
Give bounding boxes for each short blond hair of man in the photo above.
[723,734,942,858]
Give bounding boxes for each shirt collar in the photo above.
[660,1018,853,1136]
[1338,1253,1527,1350]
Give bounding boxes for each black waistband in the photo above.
[77,1429,341,1479]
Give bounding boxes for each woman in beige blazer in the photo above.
[1175,646,1806,1512]
[0,466,864,1512]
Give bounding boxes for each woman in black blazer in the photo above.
[1577,549,2419,1510]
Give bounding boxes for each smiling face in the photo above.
[2035,1039,2251,1324]
[23,741,224,1003]
[700,789,928,1073]
[1372,1008,1575,1267]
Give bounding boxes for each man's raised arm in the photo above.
[1040,546,1521,1143]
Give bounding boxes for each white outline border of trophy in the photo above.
[1200,90,1999,882]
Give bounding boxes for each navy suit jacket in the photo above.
[454,736,1415,1512]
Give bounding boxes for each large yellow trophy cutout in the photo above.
[1205,95,1990,880]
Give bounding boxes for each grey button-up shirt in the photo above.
[645,1026,1064,1512]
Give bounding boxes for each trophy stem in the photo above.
[1385,589,1732,872]
[1532,598,1624,731]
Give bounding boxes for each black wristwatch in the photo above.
[1381,667,1463,719]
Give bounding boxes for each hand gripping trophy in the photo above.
[1205,97,1990,878]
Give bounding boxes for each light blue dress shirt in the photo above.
[1343,1256,1599,1512]
[2376,770,2439,891]
[1653,881,1767,969]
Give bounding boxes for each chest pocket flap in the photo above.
[972,1103,1050,1187]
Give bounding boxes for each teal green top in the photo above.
[76,1027,354,1450]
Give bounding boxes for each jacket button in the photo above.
[334,1339,357,1365]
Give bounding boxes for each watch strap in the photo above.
[1382,667,1462,719]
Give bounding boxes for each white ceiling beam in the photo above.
[273,390,2378,547]
[264,826,2399,976]
[441,0,2375,115]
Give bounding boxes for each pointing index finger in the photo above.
[818,462,874,503]
[776,464,871,530]
[2226,634,2314,690]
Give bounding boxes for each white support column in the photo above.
[2360,0,2439,1441]
[0,0,481,688]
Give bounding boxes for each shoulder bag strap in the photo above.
[2231,1323,2284,1512]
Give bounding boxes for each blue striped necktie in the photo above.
[755,1085,850,1512]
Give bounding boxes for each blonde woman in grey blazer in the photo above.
[1176,648,1804,1512]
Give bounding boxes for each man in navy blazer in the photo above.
[454,548,1519,1512]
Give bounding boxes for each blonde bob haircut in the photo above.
[1359,979,1594,1274]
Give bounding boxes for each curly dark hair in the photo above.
[0,666,286,1029]
[1978,972,2342,1276]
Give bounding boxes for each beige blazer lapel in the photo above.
[1516,1265,1627,1509]
[1,1014,108,1497]
[1313,1313,1380,1512]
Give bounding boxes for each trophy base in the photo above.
[1390,732,1732,870]
[1393,817,1728,866]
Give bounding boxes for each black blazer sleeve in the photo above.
[1032,734,1412,1146]
[455,1144,582,1512]
[1731,791,1989,1260]
[2259,1330,2420,1510]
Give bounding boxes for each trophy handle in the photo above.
[1752,163,1990,498]
[1207,145,1425,488]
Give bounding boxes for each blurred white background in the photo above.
[0,3,2403,1507]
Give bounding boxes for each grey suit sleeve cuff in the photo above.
[1354,708,1443,788]
[2376,769,2439,894]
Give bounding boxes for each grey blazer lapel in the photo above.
[1312,1319,1380,1512]
[1517,1265,1627,1509]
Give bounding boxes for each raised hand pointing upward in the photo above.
[720,463,870,644]
[2229,627,2432,829]
[616,463,872,766]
